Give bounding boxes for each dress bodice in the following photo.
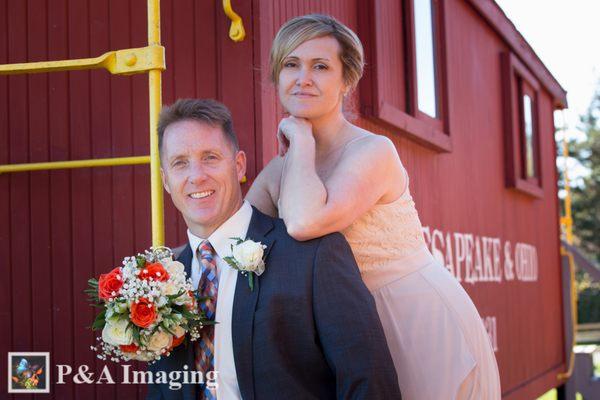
[341,181,427,274]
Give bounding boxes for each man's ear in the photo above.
[235,150,247,182]
[160,168,171,194]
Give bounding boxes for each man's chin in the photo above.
[184,213,219,232]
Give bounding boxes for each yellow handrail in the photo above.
[558,246,577,380]
[0,156,149,174]
[148,0,165,246]
[222,0,246,42]
[557,110,576,381]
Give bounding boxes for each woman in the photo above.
[246,14,501,400]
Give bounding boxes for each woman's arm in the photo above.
[279,130,405,241]
[245,156,284,218]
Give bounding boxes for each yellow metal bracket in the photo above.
[222,0,246,42]
[0,45,165,76]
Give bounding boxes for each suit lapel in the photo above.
[177,243,193,281]
[232,207,275,400]
[175,244,196,400]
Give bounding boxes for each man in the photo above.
[146,98,400,399]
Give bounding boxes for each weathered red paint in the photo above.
[0,1,567,399]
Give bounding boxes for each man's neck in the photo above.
[187,199,244,239]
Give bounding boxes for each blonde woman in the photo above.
[246,14,501,400]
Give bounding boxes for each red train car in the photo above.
[0,0,568,399]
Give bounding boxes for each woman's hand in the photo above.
[277,116,313,156]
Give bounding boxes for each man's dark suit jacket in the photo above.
[146,206,401,399]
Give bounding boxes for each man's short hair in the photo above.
[157,98,239,156]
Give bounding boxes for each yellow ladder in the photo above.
[0,0,245,247]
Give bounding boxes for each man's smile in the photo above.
[188,190,215,199]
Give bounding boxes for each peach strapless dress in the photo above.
[341,174,501,400]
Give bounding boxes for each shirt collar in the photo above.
[186,200,254,259]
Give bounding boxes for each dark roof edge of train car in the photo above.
[469,0,568,108]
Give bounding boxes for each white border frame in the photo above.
[7,352,51,393]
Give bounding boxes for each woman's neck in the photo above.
[309,111,351,157]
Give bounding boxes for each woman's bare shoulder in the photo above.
[257,155,285,203]
[344,128,399,162]
[260,156,285,190]
[263,155,286,176]
[338,129,405,202]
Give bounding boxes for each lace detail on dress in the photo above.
[341,185,426,273]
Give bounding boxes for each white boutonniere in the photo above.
[223,237,267,291]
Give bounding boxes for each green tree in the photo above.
[560,84,600,325]
[569,87,600,264]
[576,269,600,324]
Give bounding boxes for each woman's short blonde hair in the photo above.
[269,14,364,90]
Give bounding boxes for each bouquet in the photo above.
[85,247,211,362]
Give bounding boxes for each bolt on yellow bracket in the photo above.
[0,45,165,76]
[222,0,245,42]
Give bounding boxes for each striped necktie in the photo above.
[194,240,218,400]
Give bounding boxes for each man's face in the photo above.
[160,119,246,238]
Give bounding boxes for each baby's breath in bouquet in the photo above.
[85,247,211,363]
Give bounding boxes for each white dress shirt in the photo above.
[186,200,253,400]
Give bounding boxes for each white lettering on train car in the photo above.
[422,227,538,284]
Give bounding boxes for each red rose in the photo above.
[130,298,157,328]
[171,334,185,349]
[186,290,197,311]
[139,262,170,282]
[98,267,123,300]
[119,343,139,353]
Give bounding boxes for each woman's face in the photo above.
[277,36,348,120]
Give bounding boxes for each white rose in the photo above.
[146,330,173,352]
[164,261,185,277]
[130,351,154,362]
[232,240,266,274]
[102,319,133,346]
[163,281,180,297]
[168,290,189,306]
[172,325,186,338]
